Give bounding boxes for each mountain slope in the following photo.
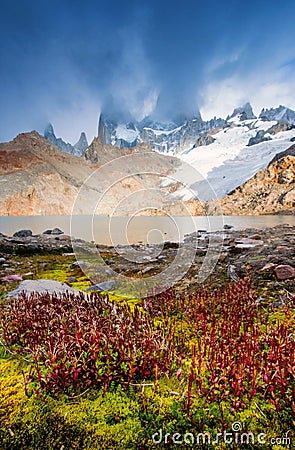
[210,144,295,215]
[180,115,294,199]
[0,132,181,216]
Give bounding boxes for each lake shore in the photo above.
[0,223,294,301]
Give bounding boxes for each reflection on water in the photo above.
[0,215,294,245]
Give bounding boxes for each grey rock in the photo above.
[22,272,34,278]
[247,130,271,146]
[51,228,64,235]
[228,265,239,282]
[68,277,78,283]
[0,257,6,264]
[5,279,82,299]
[141,265,155,274]
[43,229,52,235]
[13,229,32,238]
[194,133,215,147]
[71,261,92,270]
[86,280,120,292]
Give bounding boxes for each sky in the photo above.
[1,0,295,144]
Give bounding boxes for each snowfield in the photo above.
[175,118,294,200]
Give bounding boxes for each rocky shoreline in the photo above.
[0,224,294,302]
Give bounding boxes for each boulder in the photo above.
[51,228,64,235]
[68,277,78,283]
[1,274,23,283]
[13,229,32,238]
[5,279,83,299]
[42,229,52,235]
[87,280,120,292]
[274,265,295,280]
[259,263,276,272]
[235,238,264,249]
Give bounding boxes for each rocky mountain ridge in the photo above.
[0,131,181,216]
[44,123,88,156]
[96,103,295,155]
[209,144,295,215]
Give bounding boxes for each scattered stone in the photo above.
[51,228,64,235]
[235,238,264,249]
[141,265,155,274]
[274,265,295,281]
[13,229,32,238]
[276,245,292,251]
[248,234,261,240]
[227,265,239,282]
[87,280,120,292]
[71,261,92,270]
[260,263,276,272]
[0,257,6,264]
[5,279,83,299]
[223,224,233,230]
[1,274,23,283]
[68,277,78,283]
[43,229,52,235]
[22,272,34,278]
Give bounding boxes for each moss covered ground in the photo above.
[0,255,294,449]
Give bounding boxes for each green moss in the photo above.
[0,356,143,449]
[0,354,294,449]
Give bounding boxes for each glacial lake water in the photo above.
[0,215,294,246]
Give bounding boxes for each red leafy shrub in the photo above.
[0,279,294,413]
[0,292,177,395]
[143,280,295,412]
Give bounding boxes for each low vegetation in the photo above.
[0,279,294,448]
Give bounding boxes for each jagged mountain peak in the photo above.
[229,102,256,120]
[259,105,295,124]
[98,109,224,154]
[74,132,88,154]
[44,124,87,156]
[44,123,55,138]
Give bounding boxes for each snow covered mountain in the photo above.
[96,103,295,200]
[179,111,295,199]
[44,124,88,156]
[43,103,295,203]
[259,105,295,124]
[98,111,225,154]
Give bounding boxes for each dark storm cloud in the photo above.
[0,0,295,142]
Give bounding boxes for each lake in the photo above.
[0,215,294,246]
